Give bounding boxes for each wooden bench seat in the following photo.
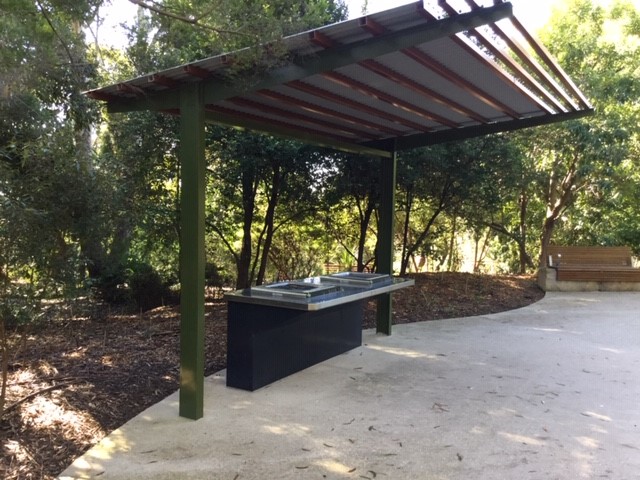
[555,266,640,282]
[539,246,640,291]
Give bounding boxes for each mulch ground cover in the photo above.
[0,272,543,479]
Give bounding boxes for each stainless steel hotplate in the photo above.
[250,281,340,299]
[319,272,391,287]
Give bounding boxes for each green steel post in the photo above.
[376,149,397,335]
[178,83,206,419]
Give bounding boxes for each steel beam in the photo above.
[365,108,595,151]
[178,83,206,420]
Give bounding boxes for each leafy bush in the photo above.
[204,262,233,289]
[94,262,175,311]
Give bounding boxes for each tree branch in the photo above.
[2,382,73,417]
[206,220,240,264]
[128,0,255,38]
[35,0,79,74]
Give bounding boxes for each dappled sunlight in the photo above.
[101,355,114,366]
[582,411,612,422]
[90,430,131,459]
[261,422,311,437]
[229,400,254,410]
[58,430,133,480]
[313,458,357,475]
[366,344,438,359]
[575,436,600,449]
[487,407,522,418]
[4,440,36,473]
[63,347,88,359]
[256,419,362,476]
[590,424,608,434]
[20,395,104,445]
[570,450,595,478]
[498,432,546,446]
[599,347,623,354]
[532,326,584,335]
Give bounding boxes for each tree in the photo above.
[532,0,640,265]
[321,154,380,272]
[95,0,349,290]
[207,130,323,288]
[396,136,519,276]
[0,0,108,415]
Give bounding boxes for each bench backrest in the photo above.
[547,246,633,267]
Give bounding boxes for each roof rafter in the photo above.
[255,89,405,136]
[287,79,430,132]
[225,96,379,139]
[310,27,478,126]
[321,70,458,128]
[358,14,520,120]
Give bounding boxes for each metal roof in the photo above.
[87,0,592,155]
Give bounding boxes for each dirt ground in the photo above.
[0,272,543,479]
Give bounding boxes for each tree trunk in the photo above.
[399,189,413,276]
[356,198,374,272]
[518,189,529,274]
[236,167,257,289]
[473,228,490,273]
[446,215,458,272]
[0,317,8,416]
[539,216,556,269]
[255,164,281,285]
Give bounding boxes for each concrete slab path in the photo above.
[59,292,640,480]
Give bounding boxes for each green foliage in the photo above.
[128,262,174,311]
[94,261,175,311]
[267,220,335,281]
[122,0,347,80]
[321,154,379,272]
[396,136,520,275]
[529,0,640,259]
[96,0,350,291]
[206,128,324,287]
[0,281,43,329]
[204,262,234,289]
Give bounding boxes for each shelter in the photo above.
[86,0,592,419]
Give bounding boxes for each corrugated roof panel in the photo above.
[420,36,544,116]
[86,1,592,151]
[335,63,473,126]
[368,49,503,121]
[266,84,415,137]
[301,74,442,132]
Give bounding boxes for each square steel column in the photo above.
[178,83,206,419]
[376,149,397,335]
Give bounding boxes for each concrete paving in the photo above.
[58,292,640,480]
